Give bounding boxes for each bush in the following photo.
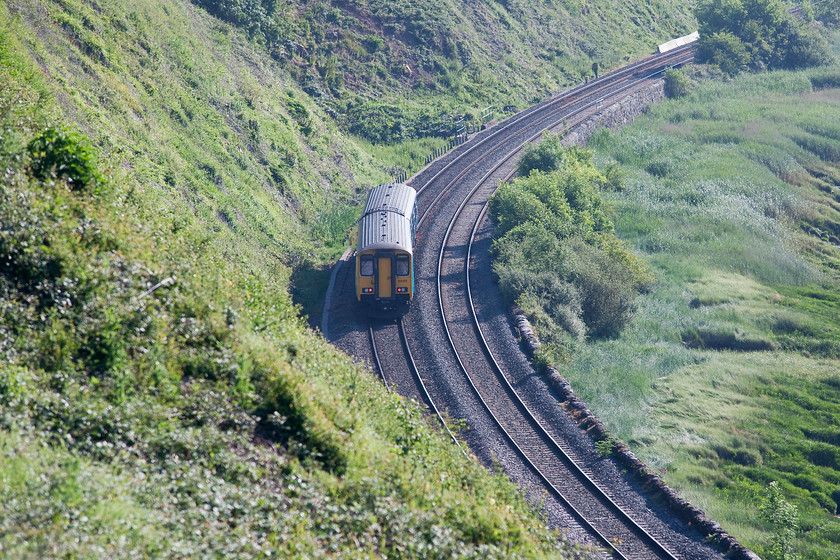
[832,488,840,512]
[695,0,835,75]
[815,3,840,24]
[697,31,752,75]
[490,140,650,345]
[775,19,834,70]
[345,102,440,144]
[760,481,800,560]
[571,240,638,338]
[489,180,574,240]
[811,491,836,514]
[516,132,566,176]
[664,68,691,99]
[26,126,101,190]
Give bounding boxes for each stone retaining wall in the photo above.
[512,309,761,560]
[561,81,666,146]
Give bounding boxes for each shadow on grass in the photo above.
[681,327,775,352]
[290,260,332,329]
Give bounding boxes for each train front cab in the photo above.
[357,249,413,312]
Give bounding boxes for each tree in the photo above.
[696,0,748,37]
[814,1,840,25]
[774,19,834,70]
[695,0,834,74]
[697,31,752,75]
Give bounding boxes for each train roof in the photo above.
[357,183,417,253]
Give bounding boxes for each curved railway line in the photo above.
[328,44,734,559]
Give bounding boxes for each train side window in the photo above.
[360,254,374,276]
[396,254,410,276]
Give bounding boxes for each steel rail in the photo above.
[415,46,695,228]
[433,156,626,558]
[417,43,696,223]
[368,45,696,555]
[431,134,680,560]
[368,321,390,391]
[421,55,695,559]
[398,317,465,453]
[368,319,465,452]
[468,196,679,560]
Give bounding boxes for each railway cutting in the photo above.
[325,44,749,559]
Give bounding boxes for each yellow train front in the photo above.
[356,183,417,314]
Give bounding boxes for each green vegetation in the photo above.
[695,0,835,75]
[814,2,840,25]
[663,68,692,99]
[0,1,600,558]
[187,0,697,146]
[489,138,652,366]
[557,60,840,557]
[11,0,840,556]
[761,481,800,560]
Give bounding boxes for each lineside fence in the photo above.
[393,106,499,183]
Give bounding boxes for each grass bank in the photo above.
[186,0,696,147]
[0,3,593,558]
[560,63,840,558]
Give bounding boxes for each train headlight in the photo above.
[362,288,374,294]
[396,287,408,293]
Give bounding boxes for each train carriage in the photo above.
[356,183,417,313]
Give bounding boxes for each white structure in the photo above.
[658,31,700,54]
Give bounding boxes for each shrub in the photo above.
[491,140,650,345]
[815,3,840,24]
[26,126,101,190]
[516,132,566,176]
[808,444,840,470]
[664,68,691,99]
[571,240,638,338]
[811,491,836,514]
[601,161,626,191]
[775,18,835,70]
[363,33,384,53]
[695,0,834,75]
[345,102,440,144]
[489,180,574,239]
[832,488,840,512]
[760,481,800,560]
[697,31,752,75]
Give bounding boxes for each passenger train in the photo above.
[355,183,417,314]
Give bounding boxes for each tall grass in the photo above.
[570,63,840,557]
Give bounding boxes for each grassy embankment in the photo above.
[0,1,599,558]
[556,63,840,558]
[185,0,696,168]
[0,0,712,556]
[4,0,700,319]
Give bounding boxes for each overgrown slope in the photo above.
[0,4,593,558]
[188,0,697,144]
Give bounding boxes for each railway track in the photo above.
[334,44,728,559]
[368,319,463,451]
[412,45,696,221]
[431,149,679,558]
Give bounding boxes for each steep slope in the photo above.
[1,0,704,557]
[0,3,593,558]
[189,0,696,143]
